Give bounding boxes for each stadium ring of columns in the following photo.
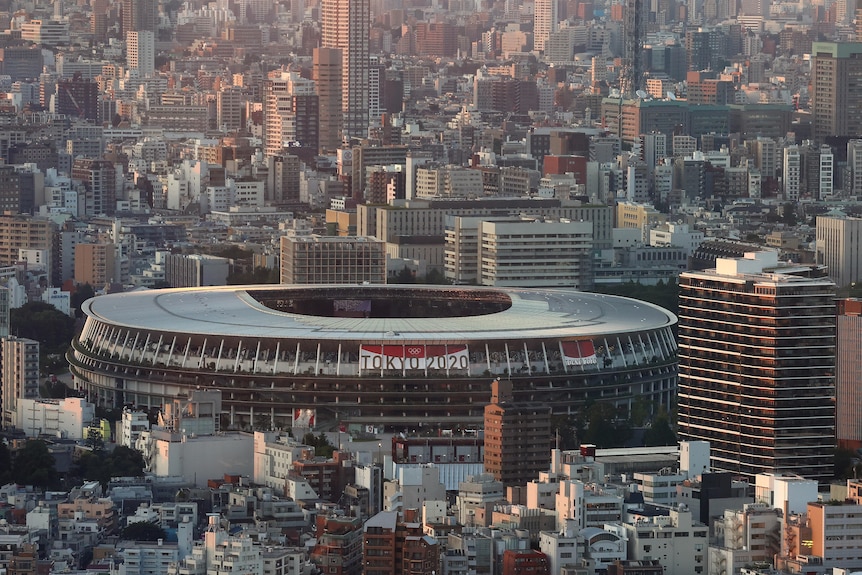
[68,285,678,430]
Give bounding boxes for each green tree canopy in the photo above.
[577,402,633,448]
[12,440,57,489]
[302,432,335,458]
[0,442,11,485]
[227,266,279,285]
[643,413,678,446]
[71,283,95,317]
[10,301,76,353]
[75,446,146,488]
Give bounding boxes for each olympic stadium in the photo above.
[68,285,678,430]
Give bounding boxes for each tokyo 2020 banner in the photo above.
[560,340,597,366]
[359,344,469,372]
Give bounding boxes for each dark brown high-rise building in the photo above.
[122,0,156,34]
[483,379,552,487]
[314,47,343,152]
[811,42,862,142]
[837,298,862,451]
[678,251,836,483]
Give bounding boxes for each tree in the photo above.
[71,283,95,318]
[120,522,168,542]
[12,440,57,490]
[549,414,578,451]
[834,447,862,479]
[391,266,415,284]
[213,245,253,260]
[422,268,451,285]
[10,302,76,354]
[0,442,11,484]
[75,445,145,488]
[85,427,105,452]
[577,402,633,448]
[227,266,279,285]
[643,413,677,446]
[302,432,335,458]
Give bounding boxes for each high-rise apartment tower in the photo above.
[321,0,369,140]
[678,251,836,483]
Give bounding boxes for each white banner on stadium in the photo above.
[359,344,468,372]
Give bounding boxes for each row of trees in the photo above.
[552,401,678,450]
[0,439,145,491]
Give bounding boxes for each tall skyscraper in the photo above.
[313,47,343,152]
[534,0,558,53]
[811,42,862,142]
[678,251,836,483]
[321,0,369,140]
[621,0,645,95]
[122,0,157,34]
[837,298,862,451]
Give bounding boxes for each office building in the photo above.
[165,254,230,287]
[1,336,40,430]
[321,0,369,139]
[811,42,862,142]
[483,379,552,487]
[279,235,386,284]
[816,215,862,288]
[678,251,836,482]
[444,216,594,288]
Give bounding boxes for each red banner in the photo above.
[561,340,597,366]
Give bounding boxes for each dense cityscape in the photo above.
[0,0,861,572]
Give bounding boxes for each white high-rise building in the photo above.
[126,30,155,76]
[848,139,862,195]
[782,144,801,200]
[534,0,558,53]
[1,337,40,430]
[816,215,862,288]
[819,144,834,199]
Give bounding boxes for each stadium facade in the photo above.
[69,285,678,430]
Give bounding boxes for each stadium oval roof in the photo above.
[82,285,676,343]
